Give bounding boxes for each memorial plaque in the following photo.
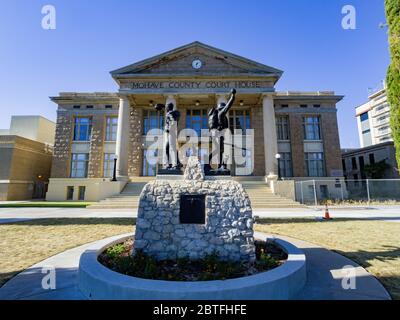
[179,194,206,224]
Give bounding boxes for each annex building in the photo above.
[46,42,344,203]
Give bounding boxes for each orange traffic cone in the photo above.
[324,204,332,220]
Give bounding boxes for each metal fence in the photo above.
[295,179,400,206]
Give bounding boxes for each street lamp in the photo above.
[275,153,281,179]
[112,156,118,182]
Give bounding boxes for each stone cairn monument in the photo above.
[134,156,255,262]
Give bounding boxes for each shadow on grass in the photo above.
[2,218,137,227]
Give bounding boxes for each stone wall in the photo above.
[128,107,143,177]
[51,111,73,178]
[134,178,255,262]
[88,114,105,178]
[251,106,265,176]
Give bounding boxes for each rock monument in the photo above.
[134,156,255,262]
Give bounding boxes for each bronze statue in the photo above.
[207,88,236,172]
[155,102,180,170]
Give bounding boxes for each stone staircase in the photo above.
[88,177,304,209]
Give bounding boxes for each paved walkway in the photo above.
[0,232,391,300]
[1,206,400,224]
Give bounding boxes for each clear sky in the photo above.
[0,0,390,148]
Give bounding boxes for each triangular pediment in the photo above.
[110,41,283,79]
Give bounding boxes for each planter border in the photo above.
[78,232,306,300]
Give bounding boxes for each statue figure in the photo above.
[155,102,180,170]
[207,88,236,172]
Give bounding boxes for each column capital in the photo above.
[261,92,275,100]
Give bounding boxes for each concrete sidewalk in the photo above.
[1,206,400,224]
[0,233,391,300]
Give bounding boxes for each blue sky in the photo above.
[0,0,390,148]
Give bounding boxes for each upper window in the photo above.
[105,117,118,141]
[303,116,321,140]
[73,117,92,141]
[360,112,369,122]
[70,153,89,178]
[276,116,290,140]
[229,110,251,133]
[143,110,164,135]
[186,109,208,136]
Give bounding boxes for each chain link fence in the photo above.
[295,179,400,206]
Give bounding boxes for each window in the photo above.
[73,105,81,109]
[300,104,308,108]
[278,152,293,178]
[103,153,116,178]
[105,117,118,141]
[229,110,251,133]
[351,157,357,170]
[86,105,93,109]
[276,116,290,140]
[342,159,346,172]
[313,104,321,108]
[186,109,208,136]
[360,112,369,122]
[105,105,113,109]
[362,129,371,134]
[303,116,321,140]
[281,104,289,108]
[78,186,86,201]
[143,110,164,135]
[73,117,92,141]
[305,152,325,177]
[70,153,89,178]
[66,186,74,200]
[369,153,375,164]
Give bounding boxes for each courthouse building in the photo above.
[46,42,344,202]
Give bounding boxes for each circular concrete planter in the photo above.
[78,233,306,300]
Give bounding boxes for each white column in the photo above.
[262,94,278,180]
[115,96,130,178]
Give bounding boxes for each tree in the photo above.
[363,159,390,179]
[385,0,400,166]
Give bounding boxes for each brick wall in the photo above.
[321,112,343,176]
[252,106,265,176]
[288,113,305,177]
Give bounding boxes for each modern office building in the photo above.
[46,42,344,202]
[356,87,392,148]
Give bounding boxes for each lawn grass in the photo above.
[0,217,399,300]
[0,218,135,287]
[255,219,400,300]
[0,202,94,208]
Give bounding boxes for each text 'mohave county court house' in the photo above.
[46,42,344,203]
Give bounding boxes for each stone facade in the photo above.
[128,107,143,177]
[51,111,73,178]
[134,157,255,262]
[88,114,105,178]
